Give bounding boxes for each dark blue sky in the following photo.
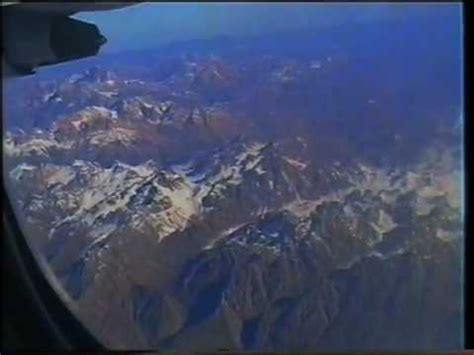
[75,3,462,54]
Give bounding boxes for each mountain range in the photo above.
[3,27,463,350]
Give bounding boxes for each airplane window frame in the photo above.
[1,3,472,351]
[2,186,104,351]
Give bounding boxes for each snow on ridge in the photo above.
[69,105,118,131]
[235,141,267,165]
[43,159,200,242]
[89,127,137,146]
[282,156,307,170]
[9,163,36,181]
[173,140,271,203]
[44,166,76,188]
[4,135,72,158]
[55,141,275,240]
[370,209,397,235]
[150,176,200,240]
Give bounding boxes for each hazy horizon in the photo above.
[75,3,462,54]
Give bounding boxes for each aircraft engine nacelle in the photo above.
[2,6,107,78]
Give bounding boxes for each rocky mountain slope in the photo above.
[3,42,463,351]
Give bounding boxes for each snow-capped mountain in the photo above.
[3,39,463,351]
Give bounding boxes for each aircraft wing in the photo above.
[2,2,141,79]
[1,2,138,15]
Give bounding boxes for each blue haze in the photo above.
[75,3,462,54]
